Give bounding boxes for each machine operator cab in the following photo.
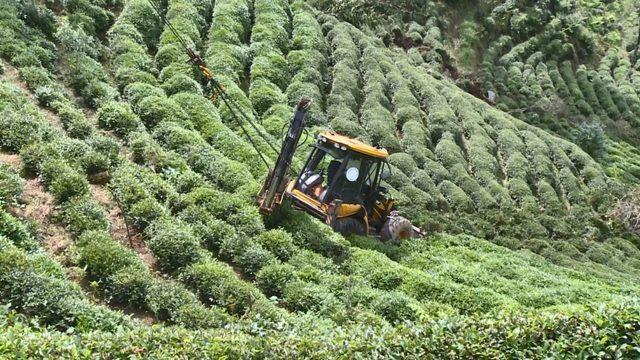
[283,131,402,239]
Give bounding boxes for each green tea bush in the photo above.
[389,153,417,176]
[249,78,287,115]
[161,74,202,96]
[178,206,237,251]
[78,231,146,281]
[235,243,276,277]
[573,121,605,158]
[123,82,166,111]
[180,260,257,315]
[0,211,38,251]
[256,262,299,298]
[283,280,341,314]
[344,249,404,291]
[435,132,466,169]
[372,291,420,323]
[277,210,350,260]
[106,266,152,307]
[0,107,51,152]
[63,0,116,35]
[97,101,142,136]
[171,92,267,176]
[250,52,289,90]
[438,180,474,213]
[62,198,109,237]
[1,266,129,331]
[56,21,102,59]
[45,165,90,203]
[136,95,187,128]
[147,218,202,272]
[66,52,118,107]
[255,229,297,262]
[145,279,227,327]
[49,101,93,138]
[0,164,24,207]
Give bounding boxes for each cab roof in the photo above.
[318,131,389,160]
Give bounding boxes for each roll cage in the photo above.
[295,139,388,210]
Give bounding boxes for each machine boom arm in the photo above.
[258,97,311,213]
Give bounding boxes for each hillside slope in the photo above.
[0,0,639,357]
[318,0,640,184]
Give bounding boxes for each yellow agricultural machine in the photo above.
[147,1,420,243]
[257,98,420,243]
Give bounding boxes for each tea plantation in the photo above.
[0,0,639,358]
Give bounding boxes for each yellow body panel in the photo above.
[319,131,389,160]
[285,180,363,219]
[336,203,362,218]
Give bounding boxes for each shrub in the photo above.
[83,81,119,108]
[185,149,257,200]
[0,164,24,206]
[106,266,152,307]
[504,152,529,180]
[123,82,165,112]
[435,133,466,169]
[372,292,419,324]
[389,153,417,176]
[18,142,57,176]
[283,280,340,314]
[180,260,256,315]
[171,302,229,329]
[53,102,93,139]
[0,107,50,152]
[0,211,38,251]
[249,79,287,115]
[147,218,202,272]
[255,229,297,261]
[77,231,145,280]
[278,210,351,260]
[135,95,187,128]
[48,168,90,203]
[344,250,404,291]
[129,198,168,230]
[161,74,202,96]
[256,263,299,298]
[251,52,289,90]
[145,280,199,323]
[33,85,66,108]
[97,101,142,136]
[56,21,101,59]
[235,243,276,277]
[438,180,474,213]
[63,198,109,237]
[79,151,111,177]
[573,122,605,158]
[18,2,56,36]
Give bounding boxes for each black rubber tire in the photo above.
[380,216,413,244]
[333,217,366,237]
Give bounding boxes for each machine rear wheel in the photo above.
[380,216,413,244]
[333,217,366,237]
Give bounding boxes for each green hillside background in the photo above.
[0,0,639,357]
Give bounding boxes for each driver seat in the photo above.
[299,171,324,195]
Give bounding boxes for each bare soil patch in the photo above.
[89,184,157,269]
[10,178,70,256]
[0,152,21,170]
